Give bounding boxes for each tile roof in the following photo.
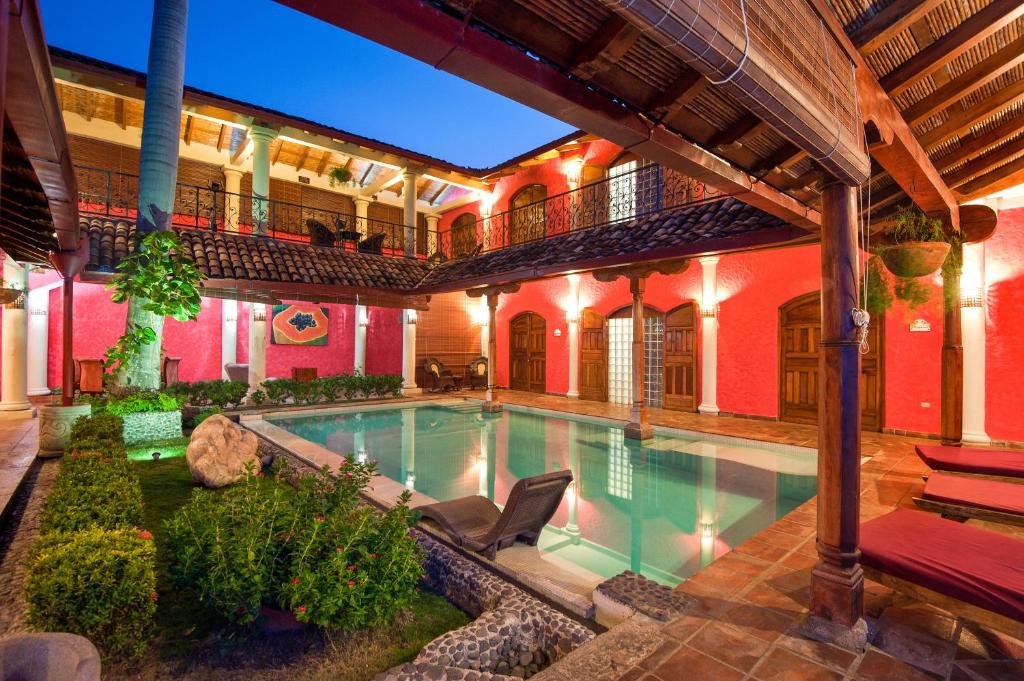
[82,217,431,291]
[417,198,805,289]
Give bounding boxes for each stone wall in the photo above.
[122,411,182,445]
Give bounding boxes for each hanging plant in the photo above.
[862,256,932,315]
[876,205,949,278]
[327,166,353,187]
[941,230,964,312]
[104,231,206,373]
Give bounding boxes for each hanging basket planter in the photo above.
[876,242,950,278]
[0,288,24,305]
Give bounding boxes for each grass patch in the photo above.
[127,437,190,461]
[116,455,469,680]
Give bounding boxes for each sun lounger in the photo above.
[860,508,1024,638]
[912,472,1024,527]
[416,470,573,559]
[915,444,1024,479]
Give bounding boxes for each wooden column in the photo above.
[62,276,74,407]
[483,292,502,413]
[941,241,963,446]
[625,276,653,441]
[810,182,864,628]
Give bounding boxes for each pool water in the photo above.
[269,402,816,586]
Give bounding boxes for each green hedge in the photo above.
[258,374,404,406]
[104,391,182,417]
[26,412,155,659]
[166,379,248,409]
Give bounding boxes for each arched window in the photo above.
[450,212,477,257]
[608,152,662,222]
[509,184,547,245]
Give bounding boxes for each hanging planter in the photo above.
[876,205,949,278]
[0,287,23,305]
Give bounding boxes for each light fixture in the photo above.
[406,309,418,325]
[960,271,985,309]
[476,190,495,217]
[700,303,719,319]
[253,309,267,323]
[553,328,562,337]
[565,311,580,324]
[562,156,584,185]
[358,308,370,327]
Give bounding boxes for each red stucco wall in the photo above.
[986,206,1024,442]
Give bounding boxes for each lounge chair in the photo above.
[912,472,1024,527]
[416,470,573,559]
[307,219,336,247]
[860,508,1024,639]
[423,357,457,392]
[915,444,1024,479]
[467,356,488,390]
[357,232,387,254]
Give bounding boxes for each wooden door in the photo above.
[778,292,885,431]
[510,185,547,245]
[579,308,607,401]
[664,302,699,411]
[510,312,546,393]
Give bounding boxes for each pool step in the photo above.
[444,404,485,415]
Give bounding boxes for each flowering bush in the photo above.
[26,528,157,659]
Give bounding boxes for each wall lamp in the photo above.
[960,285,984,309]
[700,303,719,319]
[406,309,418,325]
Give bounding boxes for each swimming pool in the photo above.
[266,401,817,586]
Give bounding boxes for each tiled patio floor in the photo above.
[0,414,38,520]
[473,390,1024,681]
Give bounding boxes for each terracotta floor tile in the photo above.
[735,538,789,563]
[719,603,796,643]
[741,581,808,616]
[775,631,857,673]
[652,646,744,681]
[687,622,770,673]
[853,649,940,681]
[750,647,842,681]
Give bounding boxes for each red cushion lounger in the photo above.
[860,508,1024,634]
[913,472,1024,525]
[915,444,1024,478]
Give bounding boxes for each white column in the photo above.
[222,167,242,232]
[27,287,50,396]
[354,197,370,238]
[221,299,237,380]
[566,274,581,398]
[961,242,989,444]
[247,303,267,395]
[402,309,420,395]
[425,214,439,256]
[0,261,31,412]
[354,303,367,374]
[250,126,277,235]
[402,169,418,257]
[401,408,416,489]
[479,297,489,357]
[698,256,720,415]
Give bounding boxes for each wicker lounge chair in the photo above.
[423,357,457,392]
[357,232,387,254]
[467,356,488,389]
[912,472,1024,527]
[860,508,1024,638]
[416,470,573,559]
[307,219,336,247]
[915,444,1024,479]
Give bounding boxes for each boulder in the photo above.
[0,633,101,681]
[186,414,261,488]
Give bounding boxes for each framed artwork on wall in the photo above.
[271,304,329,345]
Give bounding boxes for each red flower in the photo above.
[291,577,301,585]
[296,605,307,614]
[344,472,354,479]
[347,580,356,588]
[255,470,265,478]
[335,547,343,553]
[235,606,247,617]
[315,514,325,523]
[139,530,154,540]
[370,553,377,560]
[150,591,159,602]
[347,564,357,572]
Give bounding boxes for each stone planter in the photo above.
[122,410,182,445]
[38,403,92,457]
[877,241,950,278]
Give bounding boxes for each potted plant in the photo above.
[863,256,933,316]
[327,166,353,187]
[876,205,949,278]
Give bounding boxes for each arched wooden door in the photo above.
[579,308,607,401]
[509,185,547,245]
[779,292,884,431]
[510,312,546,393]
[664,302,699,411]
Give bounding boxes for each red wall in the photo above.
[986,206,1024,442]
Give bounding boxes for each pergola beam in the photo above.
[918,79,1024,151]
[570,14,641,79]
[943,135,1024,188]
[849,0,944,54]
[879,0,1024,96]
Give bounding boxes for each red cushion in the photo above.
[860,508,1024,623]
[924,472,1024,516]
[916,444,1024,478]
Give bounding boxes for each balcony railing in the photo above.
[434,163,728,259]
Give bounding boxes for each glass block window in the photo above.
[606,430,631,499]
[644,316,664,408]
[608,317,632,405]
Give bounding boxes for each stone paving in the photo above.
[469,390,1024,681]
[0,416,38,521]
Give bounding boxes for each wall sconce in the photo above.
[565,311,580,325]
[225,312,238,323]
[562,156,583,185]
[29,308,47,316]
[358,309,370,327]
[406,309,418,325]
[960,271,985,309]
[253,308,267,323]
[553,328,562,337]
[700,303,719,319]
[476,190,495,217]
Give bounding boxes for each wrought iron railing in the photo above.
[434,163,728,259]
[75,165,426,257]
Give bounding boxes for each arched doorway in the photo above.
[509,184,547,245]
[778,292,885,431]
[579,308,607,402]
[510,312,546,393]
[450,212,477,257]
[664,302,699,411]
[608,305,664,407]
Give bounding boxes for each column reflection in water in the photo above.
[477,420,489,497]
[401,408,416,490]
[628,443,647,574]
[354,428,367,465]
[564,421,581,539]
[698,454,718,569]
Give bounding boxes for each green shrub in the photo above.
[192,406,223,427]
[26,528,157,659]
[41,451,142,534]
[105,390,181,417]
[257,374,403,406]
[69,412,123,446]
[168,380,249,408]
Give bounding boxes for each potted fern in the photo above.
[876,205,949,278]
[327,166,353,188]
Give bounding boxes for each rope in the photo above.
[708,0,750,85]
[851,81,872,356]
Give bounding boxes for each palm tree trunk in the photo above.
[120,0,189,389]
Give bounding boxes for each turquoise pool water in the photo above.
[269,402,816,585]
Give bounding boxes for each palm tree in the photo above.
[119,0,189,388]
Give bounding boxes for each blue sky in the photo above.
[38,0,575,168]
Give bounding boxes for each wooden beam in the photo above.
[706,114,766,150]
[114,97,126,129]
[850,0,945,54]
[182,114,194,145]
[944,135,1024,188]
[934,115,1024,173]
[570,15,642,79]
[294,144,311,171]
[955,154,1024,199]
[358,163,374,187]
[879,0,1024,96]
[941,239,963,446]
[315,150,332,176]
[270,139,283,165]
[230,136,253,165]
[917,79,1024,151]
[957,166,1024,202]
[428,183,446,205]
[647,70,707,120]
[902,36,1024,126]
[216,123,229,152]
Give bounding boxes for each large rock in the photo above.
[0,632,101,681]
[186,414,261,488]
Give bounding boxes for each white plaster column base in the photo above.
[0,403,33,414]
[38,403,91,457]
[962,431,992,445]
[698,404,720,416]
[566,391,580,399]
[28,389,51,397]
[402,387,423,396]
